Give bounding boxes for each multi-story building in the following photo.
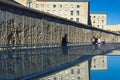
[91,56,107,70]
[90,13,107,29]
[14,0,90,25]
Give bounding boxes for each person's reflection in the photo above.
[61,34,68,55]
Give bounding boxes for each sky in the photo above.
[90,0,120,25]
[91,56,120,80]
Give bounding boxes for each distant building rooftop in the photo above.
[36,0,89,2]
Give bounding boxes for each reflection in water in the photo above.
[40,55,120,80]
[0,54,82,79]
[0,43,120,79]
[91,56,107,70]
[91,56,120,80]
[40,56,107,80]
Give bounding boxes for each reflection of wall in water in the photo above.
[0,54,82,79]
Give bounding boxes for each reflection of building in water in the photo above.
[40,61,90,80]
[91,56,107,70]
[39,56,107,80]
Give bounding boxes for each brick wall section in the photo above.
[0,0,120,45]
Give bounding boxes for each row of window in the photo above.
[70,18,80,22]
[93,64,106,68]
[93,20,105,23]
[92,25,104,28]
[38,4,80,8]
[91,16,105,18]
[93,60,105,63]
[71,69,81,74]
[46,10,80,16]
[71,11,80,15]
[59,69,81,75]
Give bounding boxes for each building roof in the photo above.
[36,0,89,2]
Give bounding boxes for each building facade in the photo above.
[90,13,107,29]
[14,0,89,25]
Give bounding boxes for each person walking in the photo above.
[61,34,68,55]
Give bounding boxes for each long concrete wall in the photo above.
[0,0,120,45]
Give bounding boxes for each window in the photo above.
[60,4,62,8]
[65,70,68,74]
[41,4,44,8]
[77,5,80,8]
[76,18,79,22]
[97,25,99,27]
[77,77,80,80]
[70,18,73,20]
[93,16,95,18]
[36,4,39,8]
[53,5,56,8]
[71,11,73,15]
[102,60,104,62]
[71,69,74,74]
[102,20,104,23]
[94,65,96,68]
[77,11,80,15]
[93,21,95,23]
[77,69,80,74]
[54,77,57,80]
[94,59,96,62]
[27,2,32,7]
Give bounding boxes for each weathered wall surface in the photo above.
[0,1,120,45]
